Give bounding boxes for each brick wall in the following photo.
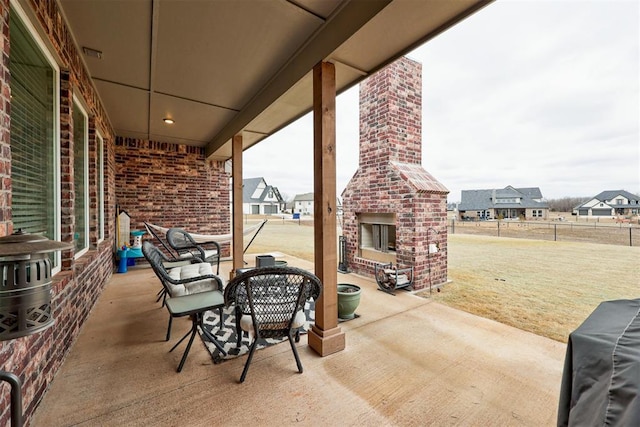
[0,0,116,425]
[114,137,231,255]
[342,57,448,290]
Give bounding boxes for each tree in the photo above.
[546,197,590,212]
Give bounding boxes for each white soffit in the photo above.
[60,0,151,89]
[94,80,149,136]
[57,0,491,159]
[245,60,363,139]
[154,0,326,110]
[149,93,238,146]
[331,0,483,70]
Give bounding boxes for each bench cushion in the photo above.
[167,263,219,296]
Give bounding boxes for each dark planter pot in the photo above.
[337,283,361,320]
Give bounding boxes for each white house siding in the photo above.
[583,199,603,208]
[243,203,280,215]
[294,200,313,215]
[578,199,614,217]
[251,182,266,199]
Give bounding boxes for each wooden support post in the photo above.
[308,61,345,356]
[232,134,243,277]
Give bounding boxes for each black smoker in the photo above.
[0,230,72,427]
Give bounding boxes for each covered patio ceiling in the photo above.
[58,0,492,161]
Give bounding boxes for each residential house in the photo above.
[293,192,314,215]
[573,190,640,217]
[458,186,549,220]
[292,194,344,216]
[243,177,284,215]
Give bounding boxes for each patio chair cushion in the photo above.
[240,309,307,334]
[167,263,219,296]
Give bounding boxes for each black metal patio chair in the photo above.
[166,228,221,274]
[142,241,223,341]
[224,266,322,383]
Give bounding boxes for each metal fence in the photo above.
[449,219,640,247]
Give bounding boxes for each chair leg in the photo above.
[170,315,198,373]
[156,288,168,307]
[166,316,173,341]
[197,312,227,356]
[235,307,243,347]
[169,325,193,354]
[288,334,304,374]
[240,338,260,383]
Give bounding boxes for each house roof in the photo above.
[458,186,549,211]
[575,189,640,209]
[592,190,640,203]
[58,0,492,162]
[242,177,282,204]
[294,192,315,202]
[507,186,543,199]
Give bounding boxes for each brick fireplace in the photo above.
[341,57,448,291]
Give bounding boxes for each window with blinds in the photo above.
[9,9,60,268]
[73,99,88,255]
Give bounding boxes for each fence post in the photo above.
[630,227,633,247]
[554,224,557,241]
[497,221,500,237]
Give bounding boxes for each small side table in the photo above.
[165,290,227,372]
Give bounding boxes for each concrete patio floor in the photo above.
[32,254,567,426]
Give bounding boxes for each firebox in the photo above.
[358,213,396,263]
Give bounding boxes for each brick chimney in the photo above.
[341,57,449,291]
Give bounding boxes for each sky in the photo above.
[243,0,640,203]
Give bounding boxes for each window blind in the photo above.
[9,11,56,239]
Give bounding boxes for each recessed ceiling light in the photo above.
[82,46,102,59]
[163,118,174,124]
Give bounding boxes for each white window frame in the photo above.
[11,1,62,273]
[97,132,105,243]
[73,95,89,258]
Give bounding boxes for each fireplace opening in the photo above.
[358,213,396,263]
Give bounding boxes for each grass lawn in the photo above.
[245,218,640,343]
[419,234,639,342]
